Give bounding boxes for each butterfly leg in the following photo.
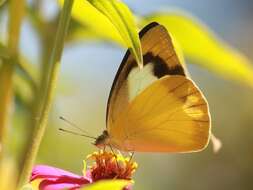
[129,151,135,162]
[108,144,120,169]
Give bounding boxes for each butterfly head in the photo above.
[94,130,110,148]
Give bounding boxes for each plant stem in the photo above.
[18,0,74,187]
[17,5,58,174]
[0,0,25,157]
[0,61,14,145]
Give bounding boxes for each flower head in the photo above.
[87,150,137,182]
[30,150,137,190]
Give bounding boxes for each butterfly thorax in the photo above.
[94,130,110,148]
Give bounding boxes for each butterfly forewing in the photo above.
[107,22,186,127]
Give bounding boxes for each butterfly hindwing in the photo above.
[108,75,210,152]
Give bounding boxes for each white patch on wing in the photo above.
[127,62,158,101]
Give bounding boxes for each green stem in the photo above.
[0,0,25,157]
[0,61,14,144]
[17,5,58,175]
[18,0,74,187]
[17,1,52,172]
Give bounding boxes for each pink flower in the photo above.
[30,151,137,190]
[31,165,91,190]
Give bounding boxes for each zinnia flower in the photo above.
[30,150,137,190]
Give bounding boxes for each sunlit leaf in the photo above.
[142,12,253,87]
[67,27,98,43]
[81,180,131,190]
[87,0,143,67]
[59,0,124,45]
[59,0,143,67]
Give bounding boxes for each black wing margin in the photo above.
[106,22,186,125]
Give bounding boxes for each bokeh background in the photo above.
[1,0,253,190]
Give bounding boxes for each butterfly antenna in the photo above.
[58,128,97,140]
[59,116,90,135]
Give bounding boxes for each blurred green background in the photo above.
[1,0,253,190]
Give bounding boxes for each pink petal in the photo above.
[85,170,92,179]
[39,176,89,190]
[40,182,79,190]
[31,165,87,181]
[31,165,91,190]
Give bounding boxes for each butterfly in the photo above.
[65,22,211,153]
[94,22,211,153]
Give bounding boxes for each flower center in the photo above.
[87,151,137,182]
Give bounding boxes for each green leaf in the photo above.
[61,0,143,67]
[87,0,143,67]
[59,0,124,45]
[142,12,253,87]
[81,180,131,190]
